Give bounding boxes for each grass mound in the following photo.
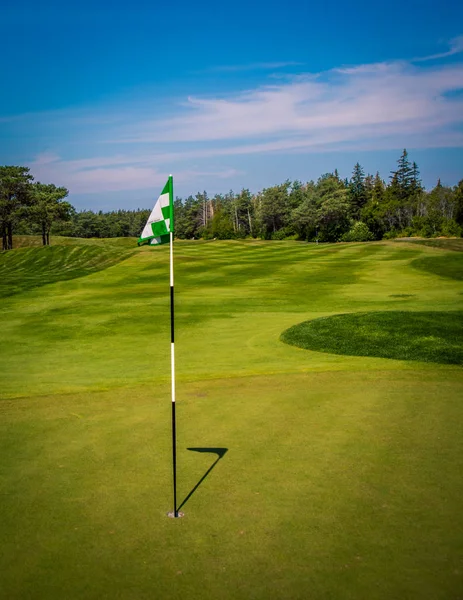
[0,243,135,297]
[281,311,463,364]
[411,253,463,281]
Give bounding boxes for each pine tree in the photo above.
[411,162,422,193]
[349,162,367,219]
[372,173,385,203]
[389,149,414,201]
[364,174,374,199]
[0,166,34,250]
[31,182,71,245]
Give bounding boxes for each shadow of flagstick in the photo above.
[177,448,228,512]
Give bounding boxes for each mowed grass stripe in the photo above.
[1,238,463,598]
[1,240,462,399]
[0,242,135,298]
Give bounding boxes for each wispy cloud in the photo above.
[30,153,239,194]
[200,61,304,73]
[116,61,463,148]
[413,35,463,62]
[12,36,463,196]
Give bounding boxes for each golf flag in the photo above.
[138,175,181,517]
[138,177,174,246]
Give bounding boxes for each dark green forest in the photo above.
[2,150,462,250]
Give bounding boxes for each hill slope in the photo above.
[0,237,136,297]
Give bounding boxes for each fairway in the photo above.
[1,238,463,599]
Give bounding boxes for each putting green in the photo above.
[281,311,463,364]
[1,237,463,599]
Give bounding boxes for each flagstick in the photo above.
[168,175,182,518]
[139,175,180,518]
[170,227,178,518]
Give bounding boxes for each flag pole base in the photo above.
[167,511,184,519]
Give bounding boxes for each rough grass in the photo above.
[281,311,463,364]
[411,252,463,281]
[398,237,463,252]
[1,238,463,599]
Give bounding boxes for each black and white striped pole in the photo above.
[167,175,183,518]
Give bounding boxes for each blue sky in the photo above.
[1,0,463,210]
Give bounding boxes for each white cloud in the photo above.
[413,35,463,62]
[12,37,463,195]
[31,155,165,193]
[118,62,463,146]
[30,153,239,194]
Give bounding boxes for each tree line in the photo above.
[0,166,71,250]
[2,150,462,250]
[172,150,462,242]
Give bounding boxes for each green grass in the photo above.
[411,252,463,281]
[281,311,463,364]
[0,236,135,297]
[1,238,463,599]
[399,237,463,252]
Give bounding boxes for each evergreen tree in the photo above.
[31,182,72,245]
[389,149,414,201]
[372,173,385,203]
[387,150,422,231]
[0,166,34,250]
[360,173,386,240]
[411,162,422,194]
[174,195,199,238]
[364,174,374,199]
[349,162,367,219]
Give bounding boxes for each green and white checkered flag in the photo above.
[138,177,174,246]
